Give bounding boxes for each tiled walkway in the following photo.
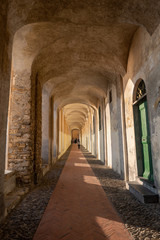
[33,145,132,240]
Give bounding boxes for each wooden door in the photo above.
[139,101,153,181]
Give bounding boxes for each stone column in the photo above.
[120,77,129,181]
[58,109,62,154]
[61,110,64,152]
[49,96,53,166]
[0,2,10,221]
[91,110,95,155]
[90,109,94,155]
[8,72,33,184]
[95,108,99,159]
[41,88,49,164]
[53,104,58,163]
[103,99,108,166]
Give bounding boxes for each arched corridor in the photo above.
[34,144,131,240]
[1,146,160,239]
[0,1,160,239]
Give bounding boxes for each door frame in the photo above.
[133,80,153,182]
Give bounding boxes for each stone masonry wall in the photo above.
[31,74,43,184]
[42,88,49,165]
[0,0,11,221]
[7,70,43,186]
[8,72,33,185]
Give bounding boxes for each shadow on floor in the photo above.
[1,146,160,240]
[0,146,72,240]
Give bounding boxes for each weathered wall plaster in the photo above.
[1,0,160,222]
[106,82,123,175]
[0,0,11,221]
[124,25,160,192]
[42,88,49,165]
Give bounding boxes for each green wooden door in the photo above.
[139,101,153,181]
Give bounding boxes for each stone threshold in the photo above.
[136,177,158,194]
[4,187,30,217]
[126,181,159,204]
[5,169,15,178]
[4,164,52,219]
[42,164,50,176]
[4,169,30,219]
[4,169,16,196]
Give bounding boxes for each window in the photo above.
[136,80,146,101]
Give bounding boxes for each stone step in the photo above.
[42,164,49,176]
[126,181,159,204]
[136,177,158,194]
[4,170,16,195]
[4,187,29,217]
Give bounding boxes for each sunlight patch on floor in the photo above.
[83,175,100,185]
[74,163,89,167]
[79,157,86,160]
[95,216,115,238]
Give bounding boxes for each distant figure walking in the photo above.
[77,139,80,149]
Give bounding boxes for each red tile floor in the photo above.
[33,144,132,240]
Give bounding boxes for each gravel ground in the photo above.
[0,147,71,240]
[81,147,160,240]
[0,146,160,240]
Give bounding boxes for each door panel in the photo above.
[139,101,153,181]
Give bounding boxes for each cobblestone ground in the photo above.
[0,147,71,240]
[0,146,160,240]
[81,147,160,240]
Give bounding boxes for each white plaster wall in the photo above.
[52,104,58,163]
[82,114,91,152]
[42,88,49,164]
[106,103,112,168]
[58,110,62,154]
[123,25,160,192]
[110,85,120,173]
[116,79,125,177]
[57,109,71,159]
[92,134,96,155]
[106,84,122,174]
[99,130,104,162]
[147,66,160,190]
[82,122,88,150]
[124,79,137,181]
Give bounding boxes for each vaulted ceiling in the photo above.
[63,103,90,130]
[10,0,160,130]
